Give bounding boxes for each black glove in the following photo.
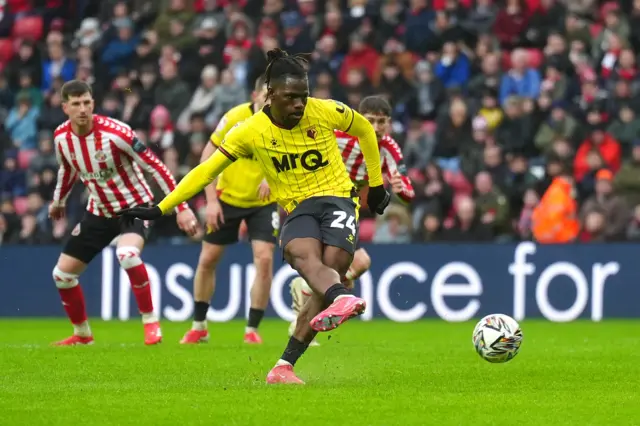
[367,184,390,215]
[118,205,162,228]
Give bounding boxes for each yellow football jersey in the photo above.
[210,102,274,208]
[219,98,371,213]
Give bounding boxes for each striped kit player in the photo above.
[49,80,198,347]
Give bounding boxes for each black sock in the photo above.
[280,337,309,366]
[247,308,265,329]
[324,283,350,306]
[194,301,209,322]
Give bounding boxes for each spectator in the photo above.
[404,0,434,54]
[406,61,444,122]
[493,0,530,50]
[280,11,314,55]
[607,105,640,156]
[0,153,26,198]
[532,162,580,243]
[339,33,380,87]
[578,209,607,242]
[434,98,472,170]
[6,41,41,90]
[413,209,445,242]
[534,101,578,154]
[373,204,412,243]
[403,122,435,171]
[499,49,541,105]
[474,171,510,236]
[177,65,219,131]
[36,90,66,132]
[580,169,629,241]
[434,41,471,89]
[574,112,621,182]
[462,0,498,36]
[525,0,566,49]
[154,0,194,46]
[443,196,493,241]
[614,140,640,208]
[5,91,39,151]
[412,162,453,228]
[206,68,246,127]
[477,89,503,131]
[495,96,534,156]
[468,52,502,98]
[503,152,538,217]
[101,18,140,77]
[41,41,76,92]
[516,188,540,240]
[28,131,57,183]
[154,60,191,121]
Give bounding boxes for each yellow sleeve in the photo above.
[158,150,233,214]
[157,125,251,214]
[341,109,384,187]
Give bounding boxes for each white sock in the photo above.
[192,321,207,331]
[276,359,292,367]
[141,312,158,324]
[245,326,257,333]
[73,321,91,337]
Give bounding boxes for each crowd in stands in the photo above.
[1,0,640,246]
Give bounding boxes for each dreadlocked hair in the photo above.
[264,48,311,88]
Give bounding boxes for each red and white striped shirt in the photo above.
[335,131,415,203]
[52,115,189,217]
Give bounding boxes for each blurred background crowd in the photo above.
[1,0,639,246]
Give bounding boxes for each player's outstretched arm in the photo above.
[119,150,233,221]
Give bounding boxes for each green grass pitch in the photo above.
[0,319,639,425]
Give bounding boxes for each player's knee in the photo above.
[290,255,323,279]
[52,266,79,289]
[116,246,143,269]
[198,244,223,270]
[253,245,274,275]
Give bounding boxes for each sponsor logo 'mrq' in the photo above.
[508,242,620,322]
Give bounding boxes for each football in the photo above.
[472,314,523,363]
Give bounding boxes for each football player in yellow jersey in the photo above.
[180,76,278,345]
[120,48,390,385]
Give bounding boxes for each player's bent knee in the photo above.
[198,243,224,269]
[52,266,79,289]
[253,244,274,273]
[116,246,143,269]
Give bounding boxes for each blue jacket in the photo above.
[41,59,76,91]
[499,69,541,105]
[101,35,140,76]
[5,106,40,150]
[435,54,471,89]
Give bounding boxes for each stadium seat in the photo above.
[13,196,28,215]
[12,16,44,41]
[358,218,376,242]
[0,39,14,63]
[17,149,37,169]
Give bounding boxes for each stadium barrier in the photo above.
[0,242,636,322]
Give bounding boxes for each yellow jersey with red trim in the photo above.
[209,102,274,208]
[217,97,383,213]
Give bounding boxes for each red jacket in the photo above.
[574,133,621,182]
[338,46,380,86]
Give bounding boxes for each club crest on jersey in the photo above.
[94,150,107,162]
[270,139,280,148]
[71,223,81,236]
[306,126,317,140]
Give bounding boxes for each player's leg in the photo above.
[289,246,369,332]
[181,241,226,343]
[344,247,371,289]
[116,216,161,345]
[308,196,366,332]
[182,201,240,343]
[52,215,114,346]
[244,204,278,343]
